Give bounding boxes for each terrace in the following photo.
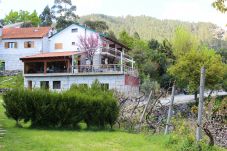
[20,49,138,77]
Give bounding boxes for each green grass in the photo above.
[0,97,226,151]
[0,98,172,151]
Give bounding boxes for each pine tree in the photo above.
[51,0,79,30]
[39,5,53,27]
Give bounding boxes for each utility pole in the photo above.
[164,83,175,135]
[196,67,206,142]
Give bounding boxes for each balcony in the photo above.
[21,51,138,77]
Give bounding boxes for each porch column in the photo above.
[120,50,124,73]
[72,55,74,73]
[67,59,71,73]
[44,61,47,74]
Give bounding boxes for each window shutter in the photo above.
[14,42,17,48]
[55,43,63,49]
[31,41,34,48]
[4,42,8,48]
[24,42,28,48]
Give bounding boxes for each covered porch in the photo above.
[20,51,138,76]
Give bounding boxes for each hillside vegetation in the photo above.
[80,14,227,49]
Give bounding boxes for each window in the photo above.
[24,41,34,48]
[0,61,5,71]
[28,81,32,89]
[101,83,109,91]
[5,42,17,48]
[71,28,78,33]
[40,81,49,90]
[53,81,61,89]
[72,42,76,45]
[55,43,63,49]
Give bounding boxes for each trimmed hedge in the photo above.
[3,81,119,128]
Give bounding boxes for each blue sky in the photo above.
[0,0,227,27]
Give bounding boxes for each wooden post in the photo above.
[196,67,206,142]
[165,83,175,135]
[139,89,153,129]
[44,61,47,74]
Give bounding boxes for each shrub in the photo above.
[3,81,119,129]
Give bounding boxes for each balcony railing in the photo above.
[73,64,138,76]
[101,47,134,63]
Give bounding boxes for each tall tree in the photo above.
[51,0,79,30]
[84,20,109,33]
[39,5,53,27]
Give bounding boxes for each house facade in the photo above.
[0,26,51,70]
[1,24,139,96]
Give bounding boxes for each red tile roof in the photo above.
[20,51,83,60]
[2,27,51,39]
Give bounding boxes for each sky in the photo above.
[0,0,227,28]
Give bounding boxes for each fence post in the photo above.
[196,67,206,142]
[164,83,175,135]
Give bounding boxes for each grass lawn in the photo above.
[0,96,226,151]
[0,98,172,151]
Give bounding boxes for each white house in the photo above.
[0,26,51,70]
[1,23,139,96]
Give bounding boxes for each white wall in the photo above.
[49,24,102,53]
[0,38,46,70]
[24,74,139,96]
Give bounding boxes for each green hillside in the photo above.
[80,14,226,48]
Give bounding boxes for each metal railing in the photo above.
[100,47,134,63]
[73,64,138,76]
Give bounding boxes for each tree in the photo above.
[168,48,225,100]
[133,32,140,40]
[4,10,40,26]
[39,5,53,27]
[77,34,99,65]
[51,0,79,30]
[107,30,117,40]
[213,0,227,13]
[84,20,109,33]
[172,27,199,58]
[148,39,160,50]
[119,30,134,49]
[4,10,19,24]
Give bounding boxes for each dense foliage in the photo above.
[168,28,226,98]
[3,81,119,128]
[51,0,79,30]
[39,5,52,27]
[4,10,40,27]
